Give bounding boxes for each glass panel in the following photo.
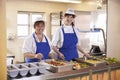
[17,14,29,24]
[51,13,60,26]
[17,25,29,36]
[75,11,91,31]
[96,13,106,33]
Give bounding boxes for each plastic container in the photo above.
[7,65,19,78]
[33,62,46,74]
[14,64,29,77]
[23,63,38,75]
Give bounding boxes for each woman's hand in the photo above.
[35,53,43,59]
[52,46,65,60]
[49,53,55,59]
[84,53,92,58]
[58,52,65,60]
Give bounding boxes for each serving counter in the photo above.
[7,60,120,80]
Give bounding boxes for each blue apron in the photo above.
[26,33,50,63]
[59,26,79,61]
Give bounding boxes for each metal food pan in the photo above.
[44,59,74,73]
[84,59,107,67]
[73,58,107,67]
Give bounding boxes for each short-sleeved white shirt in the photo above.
[52,25,81,48]
[22,33,51,54]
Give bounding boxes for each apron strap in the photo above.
[44,35,49,43]
[62,25,76,34]
[72,26,76,33]
[33,33,37,43]
[62,25,65,34]
[33,33,48,43]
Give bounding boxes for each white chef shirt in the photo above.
[52,25,81,48]
[22,33,52,54]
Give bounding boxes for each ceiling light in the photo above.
[43,0,81,3]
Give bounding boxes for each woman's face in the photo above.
[64,15,74,25]
[35,23,45,34]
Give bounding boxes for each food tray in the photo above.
[72,58,107,67]
[85,60,107,66]
[7,65,19,78]
[43,59,74,73]
[84,58,107,67]
[72,61,91,70]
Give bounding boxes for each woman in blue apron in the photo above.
[22,20,53,63]
[52,8,90,61]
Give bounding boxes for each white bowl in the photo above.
[14,64,29,77]
[23,63,38,75]
[7,65,19,78]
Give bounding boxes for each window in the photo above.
[17,13,29,36]
[96,12,106,33]
[75,11,91,31]
[74,11,92,51]
[50,12,62,38]
[17,12,45,37]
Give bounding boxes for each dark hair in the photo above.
[34,20,45,28]
[71,22,74,27]
[64,14,75,18]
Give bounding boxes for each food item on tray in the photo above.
[72,61,89,70]
[104,57,119,64]
[73,63,80,69]
[46,60,73,73]
[46,60,66,66]
[80,63,89,68]
[85,60,101,64]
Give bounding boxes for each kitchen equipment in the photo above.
[44,59,74,73]
[84,58,107,67]
[23,63,38,75]
[78,28,106,56]
[89,28,106,56]
[14,64,29,77]
[33,62,46,74]
[89,45,101,53]
[72,57,107,67]
[7,56,15,65]
[7,65,19,78]
[89,44,105,56]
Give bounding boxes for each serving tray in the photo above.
[72,58,107,67]
[43,59,74,73]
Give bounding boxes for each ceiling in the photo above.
[35,0,107,5]
[36,0,97,3]
[8,0,107,4]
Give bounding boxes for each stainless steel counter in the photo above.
[8,63,120,80]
